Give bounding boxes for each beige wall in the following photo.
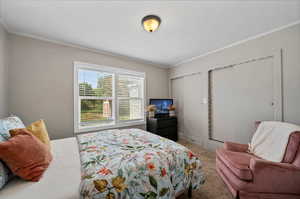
[8,34,169,139]
[169,23,300,150]
[0,23,8,118]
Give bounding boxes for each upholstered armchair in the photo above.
[216,123,300,199]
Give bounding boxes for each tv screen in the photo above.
[149,99,173,114]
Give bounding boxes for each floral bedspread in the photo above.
[77,129,205,199]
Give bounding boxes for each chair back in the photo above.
[254,121,300,166]
[283,131,300,167]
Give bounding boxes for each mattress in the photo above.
[78,128,205,199]
[0,137,81,199]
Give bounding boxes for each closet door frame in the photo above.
[207,49,283,142]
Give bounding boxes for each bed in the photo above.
[0,128,204,199]
[0,137,81,199]
[77,128,205,199]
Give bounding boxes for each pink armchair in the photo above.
[216,123,300,199]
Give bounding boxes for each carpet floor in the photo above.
[177,139,234,199]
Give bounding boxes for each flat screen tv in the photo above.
[149,99,173,115]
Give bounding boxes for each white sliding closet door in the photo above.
[211,57,278,144]
[183,74,203,143]
[171,74,203,142]
[210,67,236,142]
[171,77,185,135]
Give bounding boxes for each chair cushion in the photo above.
[216,148,256,181]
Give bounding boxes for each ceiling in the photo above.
[1,0,300,68]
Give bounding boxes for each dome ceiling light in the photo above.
[142,15,161,32]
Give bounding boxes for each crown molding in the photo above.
[0,15,170,69]
[0,9,172,69]
[174,20,300,67]
[9,30,172,69]
[1,6,299,69]
[0,14,171,69]
[0,1,169,69]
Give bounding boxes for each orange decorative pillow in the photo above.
[10,120,51,149]
[0,129,52,182]
[26,120,51,149]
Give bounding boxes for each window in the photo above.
[74,62,145,133]
[118,75,144,121]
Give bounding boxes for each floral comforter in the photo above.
[77,129,205,199]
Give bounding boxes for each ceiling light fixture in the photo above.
[142,15,161,32]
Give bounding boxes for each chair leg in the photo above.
[236,191,240,199]
[188,185,192,198]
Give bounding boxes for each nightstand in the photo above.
[146,117,178,141]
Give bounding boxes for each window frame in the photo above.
[74,61,146,133]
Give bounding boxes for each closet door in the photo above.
[183,74,203,143]
[211,57,277,144]
[210,66,236,142]
[171,77,185,135]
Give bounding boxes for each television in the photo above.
[149,99,173,116]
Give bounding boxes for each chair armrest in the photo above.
[224,142,248,152]
[250,158,300,194]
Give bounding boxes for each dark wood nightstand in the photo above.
[146,117,178,141]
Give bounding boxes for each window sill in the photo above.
[75,120,146,133]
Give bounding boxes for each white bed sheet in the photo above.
[0,137,81,199]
